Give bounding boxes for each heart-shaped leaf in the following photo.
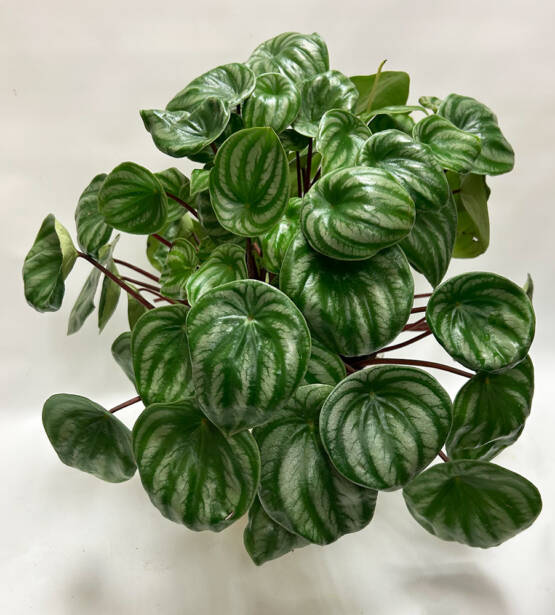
[194,191,235,239]
[155,167,191,222]
[166,62,255,111]
[280,234,414,356]
[131,304,192,405]
[358,129,450,212]
[413,115,481,173]
[438,94,514,175]
[244,495,309,565]
[255,384,377,545]
[293,70,359,137]
[400,192,457,287]
[301,337,346,386]
[300,165,415,260]
[243,72,301,134]
[369,112,414,135]
[43,394,136,483]
[111,331,135,385]
[259,197,301,273]
[99,162,168,234]
[141,98,230,157]
[159,238,198,300]
[74,174,112,256]
[320,366,452,490]
[23,215,77,313]
[316,109,371,175]
[403,460,541,547]
[247,32,329,85]
[189,169,210,199]
[209,127,289,236]
[447,356,534,461]
[426,272,535,372]
[133,399,260,532]
[185,243,247,305]
[450,173,490,258]
[351,69,410,115]
[187,280,311,434]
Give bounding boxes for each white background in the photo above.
[2,1,554,613]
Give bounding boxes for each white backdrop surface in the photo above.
[1,1,554,613]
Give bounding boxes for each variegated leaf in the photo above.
[259,197,301,273]
[189,169,210,198]
[155,167,191,223]
[111,331,135,385]
[74,174,112,256]
[301,337,346,386]
[194,191,234,239]
[159,238,198,300]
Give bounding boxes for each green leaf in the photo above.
[523,273,534,301]
[23,215,77,313]
[67,267,101,334]
[185,243,247,305]
[280,129,311,152]
[438,94,514,175]
[98,260,121,332]
[43,394,136,483]
[74,174,113,256]
[403,460,542,547]
[320,366,452,490]
[189,169,210,199]
[316,109,371,175]
[187,280,311,434]
[127,292,148,330]
[300,166,415,260]
[166,62,255,111]
[111,332,135,385]
[280,234,414,356]
[426,272,535,372]
[194,191,235,240]
[293,70,359,137]
[358,129,450,212]
[155,168,190,223]
[400,192,458,287]
[361,105,427,123]
[243,72,301,134]
[351,69,410,115]
[301,337,346,386]
[133,399,260,532]
[141,98,230,157]
[446,356,534,461]
[255,384,377,545]
[247,32,329,85]
[98,162,168,234]
[209,127,289,236]
[259,197,301,273]
[450,173,490,258]
[413,115,482,173]
[244,495,308,565]
[369,112,415,135]
[419,96,442,112]
[159,238,198,300]
[146,215,196,271]
[131,305,193,405]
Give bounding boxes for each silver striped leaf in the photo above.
[243,495,309,566]
[403,460,542,547]
[186,280,311,435]
[280,233,414,357]
[320,366,452,491]
[358,129,450,212]
[300,165,415,260]
[189,168,210,199]
[426,272,535,373]
[255,385,377,545]
[131,305,193,405]
[301,337,346,386]
[98,162,168,235]
[316,109,371,175]
[209,127,289,236]
[133,399,260,532]
[159,238,198,300]
[111,331,135,386]
[419,96,442,112]
[247,32,329,85]
[243,73,301,134]
[293,70,359,137]
[413,114,481,173]
[154,167,191,223]
[439,94,514,175]
[447,356,534,461]
[259,197,301,273]
[74,173,112,256]
[400,191,457,287]
[43,394,136,483]
[194,191,235,240]
[185,243,247,305]
[166,62,255,111]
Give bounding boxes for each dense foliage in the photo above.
[23,31,540,565]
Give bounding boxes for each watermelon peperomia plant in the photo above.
[23,31,541,565]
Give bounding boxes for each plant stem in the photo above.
[113,258,160,282]
[121,276,161,293]
[304,139,313,193]
[77,253,153,309]
[210,142,218,154]
[411,306,427,314]
[296,152,303,197]
[311,167,321,186]
[151,234,173,249]
[438,450,450,462]
[166,192,199,219]
[414,292,432,299]
[378,330,433,353]
[245,238,258,279]
[359,357,473,378]
[403,316,428,331]
[138,288,178,305]
[108,395,141,414]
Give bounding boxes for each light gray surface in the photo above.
[2,1,554,613]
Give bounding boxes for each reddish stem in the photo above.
[403,317,428,332]
[113,258,159,282]
[438,450,450,462]
[108,395,141,414]
[245,238,259,279]
[411,306,427,314]
[295,152,303,197]
[378,330,433,354]
[359,357,473,378]
[166,192,199,219]
[414,292,432,299]
[151,234,173,249]
[121,276,161,293]
[137,288,178,305]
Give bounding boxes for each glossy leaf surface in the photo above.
[97,259,121,332]
[351,70,410,115]
[159,238,198,300]
[155,168,191,223]
[450,173,490,259]
[301,337,346,386]
[189,169,210,198]
[111,331,135,385]
[194,191,234,239]
[259,197,301,273]
[74,174,112,256]
[67,267,101,334]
